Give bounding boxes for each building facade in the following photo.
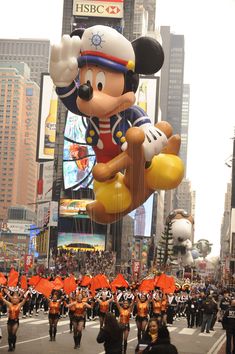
[0,62,39,221]
[0,39,50,86]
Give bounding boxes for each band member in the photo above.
[1,289,29,352]
[161,294,168,325]
[115,298,134,354]
[152,291,162,324]
[166,293,177,325]
[67,293,92,349]
[68,293,76,333]
[96,292,113,329]
[48,292,63,341]
[135,293,149,342]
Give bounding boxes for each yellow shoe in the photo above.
[94,173,132,214]
[145,154,184,190]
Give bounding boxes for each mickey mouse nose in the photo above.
[78,83,93,101]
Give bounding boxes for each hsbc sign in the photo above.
[73,0,124,18]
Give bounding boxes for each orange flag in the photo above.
[98,274,110,289]
[52,277,64,290]
[164,276,176,294]
[138,279,155,292]
[63,275,77,295]
[35,278,54,298]
[155,273,168,289]
[28,275,41,286]
[8,269,19,287]
[111,274,129,289]
[20,275,28,290]
[80,275,92,287]
[0,272,7,285]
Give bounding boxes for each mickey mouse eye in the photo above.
[85,69,93,85]
[96,71,105,91]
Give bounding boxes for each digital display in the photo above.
[59,199,93,218]
[63,111,96,190]
[57,232,105,251]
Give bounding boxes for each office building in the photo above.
[0,62,39,221]
[0,39,50,86]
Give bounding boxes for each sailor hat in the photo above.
[78,25,135,73]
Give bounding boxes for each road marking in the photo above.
[167,326,177,332]
[199,331,216,337]
[179,328,197,335]
[207,333,226,354]
[29,319,48,325]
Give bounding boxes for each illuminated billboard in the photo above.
[58,232,105,251]
[37,73,58,161]
[135,76,159,124]
[129,195,154,237]
[63,111,96,190]
[59,199,93,218]
[73,0,124,18]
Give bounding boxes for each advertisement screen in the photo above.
[59,199,93,218]
[37,73,58,161]
[129,195,154,237]
[63,112,96,190]
[135,76,159,124]
[58,232,106,251]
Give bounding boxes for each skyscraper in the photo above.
[0,39,50,86]
[0,62,39,221]
[160,26,185,219]
[181,84,190,174]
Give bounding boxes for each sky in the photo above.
[0,0,234,257]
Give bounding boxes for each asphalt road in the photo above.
[0,313,226,354]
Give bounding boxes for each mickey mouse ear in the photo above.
[132,36,164,75]
[70,28,85,38]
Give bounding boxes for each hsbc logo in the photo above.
[106,6,120,15]
[73,0,123,18]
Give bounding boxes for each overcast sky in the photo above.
[0,0,234,256]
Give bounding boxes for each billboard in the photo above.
[59,199,93,218]
[37,161,54,201]
[73,0,124,18]
[36,73,58,161]
[135,76,160,124]
[129,195,154,237]
[63,111,96,190]
[57,232,106,251]
[0,222,31,235]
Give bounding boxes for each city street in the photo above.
[0,313,226,354]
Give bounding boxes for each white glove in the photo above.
[140,123,168,161]
[49,34,81,87]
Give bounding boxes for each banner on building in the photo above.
[24,254,34,273]
[0,222,31,235]
[37,161,54,201]
[36,73,58,161]
[129,195,154,237]
[73,0,124,18]
[135,76,160,124]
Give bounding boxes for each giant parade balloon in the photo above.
[49,25,184,224]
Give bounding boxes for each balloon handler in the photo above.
[50,25,184,224]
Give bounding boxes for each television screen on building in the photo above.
[57,232,105,251]
[63,111,96,190]
[59,199,93,218]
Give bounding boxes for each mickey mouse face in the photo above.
[79,65,125,97]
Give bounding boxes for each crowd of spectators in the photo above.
[47,249,116,278]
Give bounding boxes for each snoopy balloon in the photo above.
[50,25,184,224]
